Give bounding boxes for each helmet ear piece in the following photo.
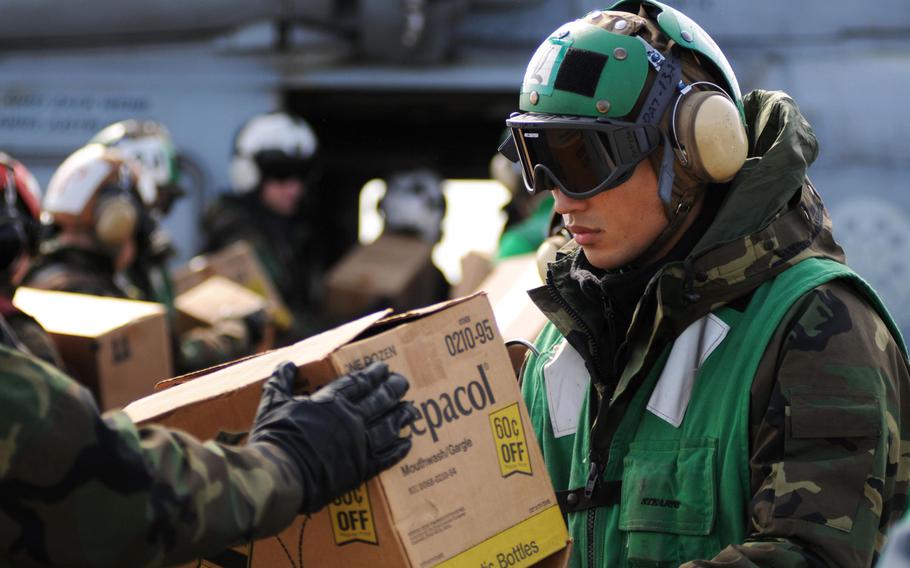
[672,88,748,183]
[0,214,26,272]
[94,194,138,248]
[230,155,260,194]
[0,164,27,271]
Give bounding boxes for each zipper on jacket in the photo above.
[547,272,611,568]
[545,272,608,386]
[585,460,605,567]
[586,508,597,568]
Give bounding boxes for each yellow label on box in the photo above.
[489,402,533,478]
[435,505,567,568]
[328,485,378,546]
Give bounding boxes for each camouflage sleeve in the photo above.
[0,345,302,567]
[5,311,66,370]
[684,279,910,568]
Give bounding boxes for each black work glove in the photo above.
[249,360,417,513]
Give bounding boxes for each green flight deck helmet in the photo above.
[504,0,748,233]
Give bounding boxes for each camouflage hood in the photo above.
[531,89,845,392]
[668,88,844,325]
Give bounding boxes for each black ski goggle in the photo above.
[502,113,662,200]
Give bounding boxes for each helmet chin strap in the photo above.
[620,37,693,264]
[634,130,700,265]
[633,193,695,268]
[625,45,698,267]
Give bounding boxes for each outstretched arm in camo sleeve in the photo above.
[0,345,302,567]
[0,347,415,567]
[685,280,910,567]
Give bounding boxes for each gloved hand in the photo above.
[249,360,417,513]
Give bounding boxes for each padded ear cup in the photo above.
[230,155,260,194]
[0,213,26,272]
[535,235,565,282]
[535,208,568,281]
[0,168,26,271]
[673,90,748,183]
[94,194,138,248]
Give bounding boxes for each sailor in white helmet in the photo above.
[90,119,188,311]
[201,111,323,343]
[374,168,450,314]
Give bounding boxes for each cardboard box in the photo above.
[174,275,268,334]
[13,287,173,410]
[472,254,548,343]
[324,234,438,321]
[470,254,549,374]
[448,251,494,300]
[173,240,293,331]
[125,294,570,567]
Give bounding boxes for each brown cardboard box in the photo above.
[469,254,548,374]
[172,240,293,331]
[324,234,437,321]
[125,293,570,567]
[174,275,268,335]
[13,287,173,410]
[448,251,493,300]
[472,253,548,344]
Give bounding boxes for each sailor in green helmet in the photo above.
[505,2,910,566]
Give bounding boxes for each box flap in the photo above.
[13,287,165,337]
[123,308,391,424]
[154,350,267,391]
[368,292,486,331]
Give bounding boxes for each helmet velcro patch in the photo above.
[553,48,608,98]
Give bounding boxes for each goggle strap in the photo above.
[634,128,652,154]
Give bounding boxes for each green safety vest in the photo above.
[523,258,900,567]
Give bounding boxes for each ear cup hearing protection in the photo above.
[0,159,27,272]
[535,207,569,281]
[671,85,748,183]
[94,193,138,248]
[92,162,140,249]
[229,154,260,194]
[0,191,26,272]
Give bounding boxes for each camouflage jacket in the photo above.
[523,90,910,566]
[0,344,301,567]
[23,243,257,375]
[0,295,65,370]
